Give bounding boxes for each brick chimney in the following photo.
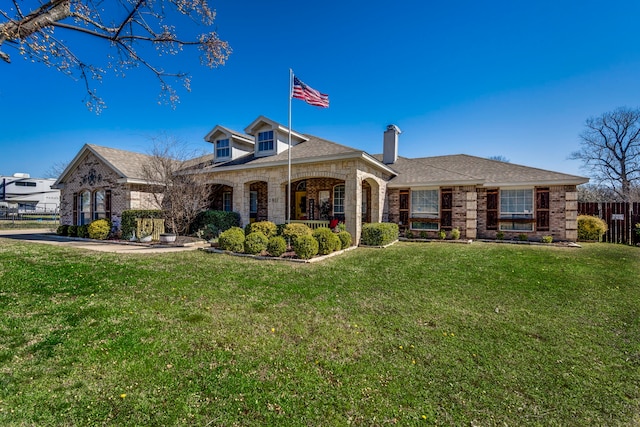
[383,124,401,164]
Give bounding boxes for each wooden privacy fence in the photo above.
[578,202,640,245]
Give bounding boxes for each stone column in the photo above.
[465,188,478,239]
[233,183,247,227]
[345,173,361,244]
[565,189,578,241]
[269,181,286,225]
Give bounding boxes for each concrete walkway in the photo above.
[0,229,207,254]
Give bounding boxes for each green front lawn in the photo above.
[0,240,638,426]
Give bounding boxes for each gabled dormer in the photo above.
[244,116,308,158]
[204,125,254,163]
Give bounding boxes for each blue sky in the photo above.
[3,0,640,179]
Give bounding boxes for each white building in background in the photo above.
[0,173,60,212]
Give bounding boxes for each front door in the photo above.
[295,192,307,219]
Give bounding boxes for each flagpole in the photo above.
[287,68,293,224]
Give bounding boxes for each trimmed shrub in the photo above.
[577,215,608,241]
[405,230,414,239]
[438,230,446,240]
[218,227,245,252]
[244,232,268,255]
[451,228,461,240]
[282,223,312,245]
[293,234,318,260]
[337,231,352,249]
[88,219,111,240]
[267,236,287,257]
[419,230,429,239]
[56,225,69,236]
[496,230,505,240]
[361,222,399,246]
[312,227,341,255]
[68,225,78,237]
[518,233,529,241]
[76,225,89,238]
[275,223,287,237]
[121,210,164,240]
[541,235,553,244]
[190,210,240,236]
[245,221,277,238]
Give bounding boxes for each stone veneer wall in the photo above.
[59,152,129,226]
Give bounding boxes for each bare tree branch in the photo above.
[0,0,231,112]
[571,107,640,201]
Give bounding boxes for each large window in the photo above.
[79,190,91,225]
[411,189,439,217]
[216,138,230,159]
[499,188,534,231]
[257,130,274,152]
[333,184,345,215]
[410,189,439,230]
[93,189,106,220]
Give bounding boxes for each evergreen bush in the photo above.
[293,234,318,260]
[438,230,446,240]
[337,231,352,249]
[218,227,245,252]
[88,219,111,240]
[244,232,268,255]
[77,225,89,238]
[577,215,608,241]
[68,225,78,237]
[282,223,312,245]
[451,228,461,240]
[189,210,240,236]
[267,236,287,257]
[245,221,277,238]
[312,227,341,255]
[56,225,69,236]
[361,222,399,246]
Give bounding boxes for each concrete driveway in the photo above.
[0,229,206,254]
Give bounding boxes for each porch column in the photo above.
[268,181,286,225]
[345,174,361,244]
[233,184,247,227]
[465,187,477,239]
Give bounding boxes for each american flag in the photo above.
[292,76,329,108]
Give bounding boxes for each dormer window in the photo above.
[216,138,230,159]
[257,130,274,152]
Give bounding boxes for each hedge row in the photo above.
[190,210,241,239]
[57,219,111,240]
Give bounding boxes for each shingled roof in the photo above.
[375,154,587,187]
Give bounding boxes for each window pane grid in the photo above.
[333,185,345,214]
[411,189,439,217]
[500,189,533,216]
[216,139,230,158]
[258,131,274,152]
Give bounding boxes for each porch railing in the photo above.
[289,220,330,230]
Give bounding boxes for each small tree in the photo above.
[140,136,211,236]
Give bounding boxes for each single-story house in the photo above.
[54,116,588,242]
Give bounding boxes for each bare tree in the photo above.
[571,107,640,202]
[140,136,212,235]
[0,1,231,111]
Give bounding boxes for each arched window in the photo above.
[79,190,91,225]
[93,189,106,220]
[333,184,345,215]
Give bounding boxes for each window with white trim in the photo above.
[93,189,106,220]
[216,138,230,159]
[79,190,91,225]
[410,188,439,230]
[333,184,345,215]
[257,130,274,152]
[499,188,534,231]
